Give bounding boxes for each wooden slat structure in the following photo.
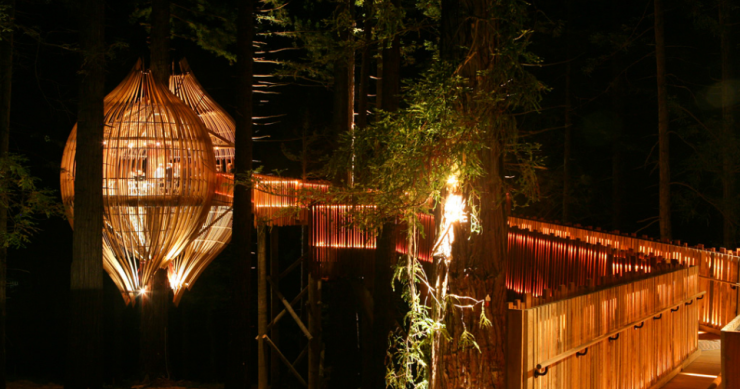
[507,226,660,296]
[61,61,217,303]
[508,265,702,389]
[510,216,740,330]
[167,60,236,304]
[721,313,740,388]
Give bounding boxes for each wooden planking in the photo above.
[508,266,700,389]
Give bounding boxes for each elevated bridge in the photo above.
[249,178,735,389]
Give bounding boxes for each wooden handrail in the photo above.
[699,275,740,287]
[535,291,705,371]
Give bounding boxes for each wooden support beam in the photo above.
[257,225,268,389]
[265,286,308,334]
[278,256,303,281]
[269,277,312,339]
[270,228,281,389]
[293,345,308,368]
[308,273,321,389]
[263,335,308,387]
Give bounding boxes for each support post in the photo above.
[270,228,281,389]
[308,273,321,389]
[258,225,268,389]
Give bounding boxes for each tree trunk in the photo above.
[611,0,625,231]
[562,9,572,223]
[720,0,734,247]
[66,0,105,387]
[435,1,508,387]
[355,0,373,131]
[0,2,13,388]
[437,145,508,389]
[151,0,170,86]
[225,0,254,388]
[140,270,170,379]
[370,223,396,389]
[332,0,355,184]
[369,17,401,387]
[654,0,671,240]
[380,2,400,114]
[141,0,171,378]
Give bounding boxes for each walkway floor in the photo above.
[661,332,721,389]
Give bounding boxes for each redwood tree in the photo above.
[140,0,171,379]
[655,0,671,240]
[719,0,734,247]
[226,0,254,387]
[0,2,13,388]
[66,0,105,387]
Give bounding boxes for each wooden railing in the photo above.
[507,226,658,297]
[721,314,740,388]
[510,216,740,330]
[507,265,702,389]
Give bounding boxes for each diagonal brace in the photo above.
[263,335,308,387]
[268,276,312,339]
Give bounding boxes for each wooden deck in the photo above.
[660,333,721,389]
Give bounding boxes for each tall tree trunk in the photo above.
[225,0,254,387]
[654,0,671,240]
[720,0,734,247]
[0,2,13,389]
[66,0,105,387]
[435,1,508,388]
[562,1,572,223]
[370,10,401,386]
[355,0,373,131]
[141,0,171,378]
[151,0,170,85]
[332,0,355,184]
[611,0,624,231]
[140,271,169,379]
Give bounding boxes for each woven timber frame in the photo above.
[61,60,216,304]
[167,59,236,304]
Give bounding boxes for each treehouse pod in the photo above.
[61,61,216,303]
[167,59,235,304]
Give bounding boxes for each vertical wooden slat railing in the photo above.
[507,265,702,389]
[720,313,740,387]
[507,226,660,297]
[510,216,740,330]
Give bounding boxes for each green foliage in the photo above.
[0,154,64,248]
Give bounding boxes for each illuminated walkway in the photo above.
[661,333,721,389]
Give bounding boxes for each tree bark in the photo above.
[562,2,572,223]
[140,270,170,379]
[654,0,671,240]
[225,0,254,388]
[151,0,170,86]
[435,1,508,387]
[332,0,355,184]
[611,0,625,231]
[0,2,13,388]
[720,0,734,247]
[355,0,373,131]
[369,15,401,387]
[141,0,171,377]
[66,0,105,387]
[379,0,400,114]
[370,223,395,389]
